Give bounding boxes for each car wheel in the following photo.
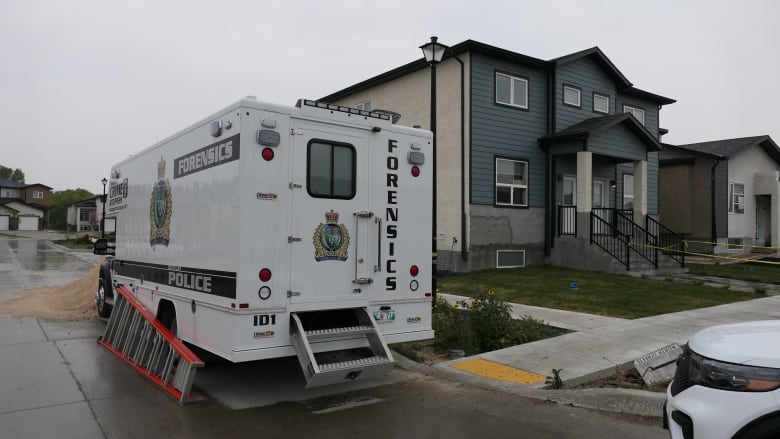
[734,416,780,439]
[96,277,112,318]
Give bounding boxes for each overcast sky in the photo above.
[2,0,778,194]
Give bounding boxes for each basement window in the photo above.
[497,250,526,268]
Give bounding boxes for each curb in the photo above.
[392,351,665,419]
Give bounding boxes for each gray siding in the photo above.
[615,94,659,139]
[470,53,548,207]
[555,57,618,130]
[588,124,648,161]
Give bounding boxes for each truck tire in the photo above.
[96,277,112,318]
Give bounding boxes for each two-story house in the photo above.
[0,178,52,230]
[321,40,681,273]
[660,136,780,254]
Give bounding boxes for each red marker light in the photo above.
[411,166,420,177]
[410,265,419,277]
[259,268,272,282]
[262,148,274,161]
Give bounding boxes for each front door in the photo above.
[755,195,771,247]
[289,121,370,304]
[593,179,609,234]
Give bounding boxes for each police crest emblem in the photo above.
[149,157,172,247]
[313,210,349,261]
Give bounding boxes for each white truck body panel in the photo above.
[106,98,434,363]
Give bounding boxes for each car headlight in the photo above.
[688,350,780,392]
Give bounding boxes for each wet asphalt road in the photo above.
[0,234,668,438]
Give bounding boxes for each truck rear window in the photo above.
[307,140,356,199]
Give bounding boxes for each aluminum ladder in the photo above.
[98,285,204,403]
[290,307,395,388]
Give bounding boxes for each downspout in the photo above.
[710,157,722,248]
[544,64,556,256]
[453,54,468,261]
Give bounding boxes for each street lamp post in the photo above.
[101,178,108,238]
[419,36,448,303]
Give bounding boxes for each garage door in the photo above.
[18,216,39,231]
[0,216,8,230]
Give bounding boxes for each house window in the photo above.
[495,158,528,207]
[729,183,745,214]
[563,85,581,107]
[355,100,371,111]
[496,250,526,268]
[307,140,356,199]
[622,174,634,209]
[623,105,645,125]
[79,210,90,221]
[593,93,609,114]
[3,191,9,197]
[495,72,528,109]
[33,191,44,199]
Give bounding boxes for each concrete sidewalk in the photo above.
[435,292,780,389]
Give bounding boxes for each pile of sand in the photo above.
[0,259,102,321]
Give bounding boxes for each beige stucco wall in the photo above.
[727,145,780,249]
[329,55,471,253]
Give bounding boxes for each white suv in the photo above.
[664,320,780,438]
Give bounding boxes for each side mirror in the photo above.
[93,238,112,255]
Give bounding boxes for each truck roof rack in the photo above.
[296,99,392,121]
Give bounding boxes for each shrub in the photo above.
[432,290,565,355]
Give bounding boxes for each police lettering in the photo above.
[168,272,212,293]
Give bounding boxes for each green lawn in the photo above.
[687,261,780,285]
[438,265,760,319]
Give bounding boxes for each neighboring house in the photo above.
[0,178,52,230]
[66,197,102,232]
[320,40,680,273]
[660,136,780,254]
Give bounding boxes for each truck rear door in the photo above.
[289,121,373,304]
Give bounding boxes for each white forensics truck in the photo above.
[96,97,433,388]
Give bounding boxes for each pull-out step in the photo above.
[290,308,395,388]
[98,285,204,403]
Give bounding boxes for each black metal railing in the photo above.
[590,211,631,269]
[647,216,685,267]
[557,205,576,236]
[614,210,657,268]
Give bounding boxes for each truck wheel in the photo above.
[96,278,112,318]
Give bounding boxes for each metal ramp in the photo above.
[290,308,395,388]
[98,285,204,403]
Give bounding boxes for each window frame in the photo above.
[306,139,357,200]
[622,174,634,209]
[32,191,44,199]
[729,182,745,214]
[593,92,610,114]
[494,156,529,208]
[623,104,646,126]
[495,71,529,110]
[562,84,582,108]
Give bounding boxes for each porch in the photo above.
[556,206,685,273]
